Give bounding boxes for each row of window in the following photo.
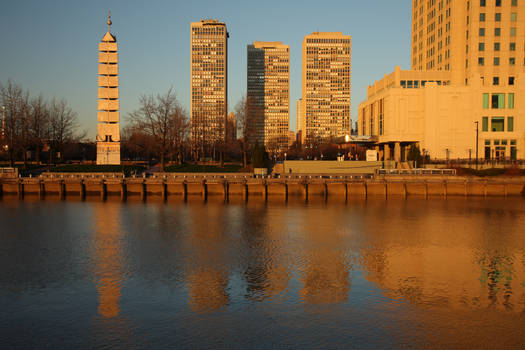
[478,57,520,66]
[481,116,514,131]
[484,76,516,86]
[480,0,518,6]
[305,39,351,44]
[479,27,517,37]
[400,80,450,88]
[478,42,517,51]
[479,12,518,22]
[482,93,514,109]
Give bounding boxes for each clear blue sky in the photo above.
[0,0,411,139]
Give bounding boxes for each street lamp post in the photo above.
[474,121,479,170]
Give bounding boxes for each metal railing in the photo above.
[376,168,457,176]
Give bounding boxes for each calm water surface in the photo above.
[0,196,524,349]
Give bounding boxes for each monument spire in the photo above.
[107,11,112,33]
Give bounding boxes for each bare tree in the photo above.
[27,95,49,164]
[48,98,84,163]
[128,89,189,171]
[235,95,260,168]
[0,80,28,166]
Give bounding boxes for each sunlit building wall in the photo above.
[359,0,524,160]
[302,32,351,145]
[247,41,290,152]
[190,19,228,153]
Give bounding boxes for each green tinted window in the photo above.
[483,93,489,108]
[482,117,489,131]
[508,93,514,109]
[507,117,514,131]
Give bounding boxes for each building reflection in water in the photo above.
[358,199,525,312]
[185,202,231,312]
[296,202,352,305]
[92,202,126,318]
[242,199,291,301]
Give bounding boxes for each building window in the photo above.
[479,43,485,51]
[491,117,504,132]
[494,28,501,36]
[478,57,485,65]
[510,57,516,66]
[509,77,515,85]
[479,28,485,36]
[508,93,514,108]
[507,117,514,132]
[481,0,486,6]
[512,0,518,6]
[511,13,517,22]
[494,42,500,51]
[495,0,501,6]
[494,57,500,66]
[491,93,505,109]
[480,13,486,21]
[401,80,406,88]
[510,42,516,51]
[493,77,499,85]
[482,117,489,131]
[495,13,501,21]
[483,93,489,109]
[510,28,516,36]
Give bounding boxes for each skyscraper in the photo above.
[190,19,228,157]
[96,12,120,165]
[411,0,524,85]
[247,41,290,152]
[302,32,351,146]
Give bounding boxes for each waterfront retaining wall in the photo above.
[1,176,524,201]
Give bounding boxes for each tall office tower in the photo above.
[411,0,524,84]
[190,19,228,156]
[302,32,351,146]
[247,41,290,152]
[96,12,120,165]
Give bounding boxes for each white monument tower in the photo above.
[96,11,120,165]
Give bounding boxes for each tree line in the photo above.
[1,81,359,169]
[0,80,85,166]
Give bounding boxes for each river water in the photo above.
[0,196,524,349]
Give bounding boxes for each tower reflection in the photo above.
[297,204,351,305]
[242,200,291,301]
[93,202,125,318]
[185,203,231,312]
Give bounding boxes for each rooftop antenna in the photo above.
[107,11,112,33]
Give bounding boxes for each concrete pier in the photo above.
[1,175,523,202]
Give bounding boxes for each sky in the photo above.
[0,0,412,139]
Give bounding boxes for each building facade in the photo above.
[302,32,351,146]
[247,41,290,152]
[359,0,524,161]
[96,12,120,165]
[190,19,228,156]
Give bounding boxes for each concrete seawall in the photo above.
[1,175,524,201]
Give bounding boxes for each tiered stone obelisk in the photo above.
[96,12,120,165]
